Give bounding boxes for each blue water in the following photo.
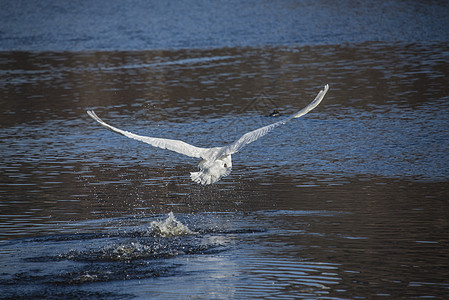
[1,1,449,299]
[2,0,449,51]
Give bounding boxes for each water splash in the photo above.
[149,212,197,237]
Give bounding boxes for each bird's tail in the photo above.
[190,171,213,185]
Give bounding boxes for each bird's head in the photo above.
[219,155,232,175]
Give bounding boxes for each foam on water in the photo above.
[149,212,197,237]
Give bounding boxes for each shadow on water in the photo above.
[1,42,449,298]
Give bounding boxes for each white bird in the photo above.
[87,84,329,185]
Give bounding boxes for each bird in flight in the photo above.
[87,84,329,185]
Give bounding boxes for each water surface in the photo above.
[1,42,449,299]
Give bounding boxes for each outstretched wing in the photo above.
[87,110,208,158]
[214,84,329,158]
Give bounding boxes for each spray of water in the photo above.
[149,212,197,237]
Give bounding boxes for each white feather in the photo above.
[87,84,329,185]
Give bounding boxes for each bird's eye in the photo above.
[224,163,227,168]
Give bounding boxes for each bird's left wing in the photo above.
[87,111,208,158]
[214,84,329,158]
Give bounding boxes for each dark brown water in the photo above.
[1,42,449,299]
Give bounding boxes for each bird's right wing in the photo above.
[87,111,208,159]
[213,84,329,159]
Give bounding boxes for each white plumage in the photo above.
[87,84,329,185]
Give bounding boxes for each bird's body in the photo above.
[87,84,329,185]
[190,154,232,185]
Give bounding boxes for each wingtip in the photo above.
[318,84,329,98]
[86,110,102,123]
[86,110,94,118]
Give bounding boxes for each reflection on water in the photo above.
[1,43,449,298]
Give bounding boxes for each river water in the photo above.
[1,1,449,299]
